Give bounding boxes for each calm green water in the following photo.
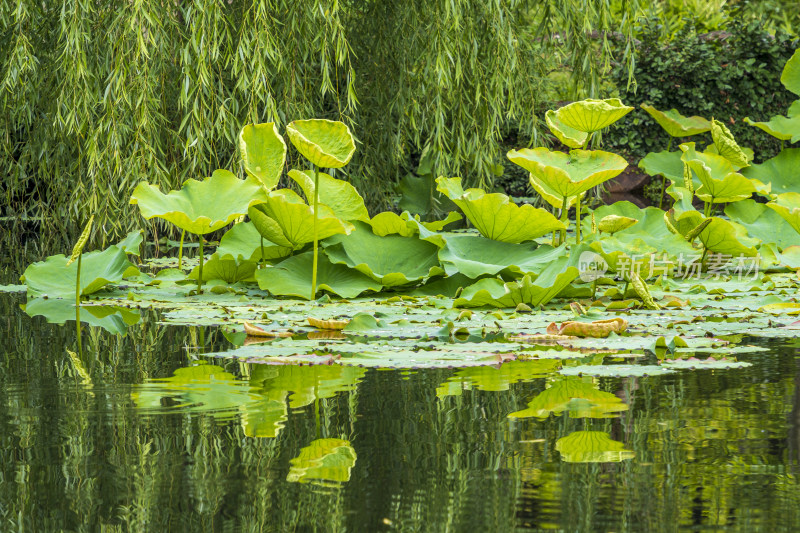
[1,292,800,532]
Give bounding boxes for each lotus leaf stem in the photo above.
[576,197,582,244]
[260,237,265,269]
[704,201,711,218]
[197,236,204,294]
[311,164,320,300]
[75,252,82,309]
[178,229,185,269]
[559,197,569,245]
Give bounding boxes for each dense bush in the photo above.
[607,19,798,162]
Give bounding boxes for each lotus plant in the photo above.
[285,119,356,300]
[130,169,268,293]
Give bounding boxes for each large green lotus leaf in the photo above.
[435,177,564,242]
[255,252,381,299]
[741,148,800,195]
[686,159,754,203]
[249,189,353,248]
[322,221,443,286]
[216,222,292,262]
[453,252,582,308]
[554,98,633,133]
[286,438,357,485]
[239,122,286,190]
[639,149,696,188]
[507,148,627,200]
[640,104,711,137]
[23,298,140,335]
[680,142,739,175]
[130,170,268,235]
[22,246,138,298]
[725,199,800,250]
[697,217,759,257]
[545,109,588,148]
[527,173,586,209]
[286,119,355,169]
[782,48,800,96]
[116,230,143,257]
[396,172,457,216]
[555,431,635,463]
[288,169,369,222]
[743,114,800,142]
[508,378,628,419]
[188,253,257,283]
[438,235,564,278]
[368,211,417,237]
[767,193,800,234]
[711,119,750,168]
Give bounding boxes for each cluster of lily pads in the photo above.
[7,50,800,381]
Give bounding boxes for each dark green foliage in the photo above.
[607,18,798,161]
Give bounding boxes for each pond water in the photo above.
[1,291,799,532]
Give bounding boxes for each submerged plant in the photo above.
[286,120,356,300]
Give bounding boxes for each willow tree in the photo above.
[0,0,641,252]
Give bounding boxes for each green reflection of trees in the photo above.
[1,293,800,531]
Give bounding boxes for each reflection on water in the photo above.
[1,292,800,531]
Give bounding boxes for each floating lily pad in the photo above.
[559,364,675,377]
[661,358,752,370]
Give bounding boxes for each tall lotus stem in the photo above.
[575,197,582,244]
[260,237,265,269]
[75,253,82,310]
[178,229,186,269]
[311,164,320,300]
[559,197,569,245]
[197,236,204,293]
[658,138,674,209]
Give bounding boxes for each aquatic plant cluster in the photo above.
[8,50,800,382]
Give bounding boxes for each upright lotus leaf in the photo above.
[640,104,711,137]
[597,215,637,234]
[255,252,381,299]
[22,246,138,298]
[711,119,750,168]
[782,48,800,96]
[435,177,564,243]
[686,159,754,204]
[187,253,257,283]
[286,438,357,485]
[508,378,628,419]
[368,211,417,237]
[130,169,268,234]
[216,222,292,262]
[767,193,800,235]
[286,119,355,169]
[555,431,635,463]
[697,217,759,257]
[741,148,800,195]
[639,150,684,184]
[725,200,799,250]
[248,189,353,249]
[507,148,628,200]
[554,98,633,134]
[453,251,583,308]
[288,169,369,222]
[545,109,588,148]
[322,221,443,286]
[743,114,800,142]
[438,235,564,278]
[239,122,286,190]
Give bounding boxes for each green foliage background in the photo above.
[0,0,643,248]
